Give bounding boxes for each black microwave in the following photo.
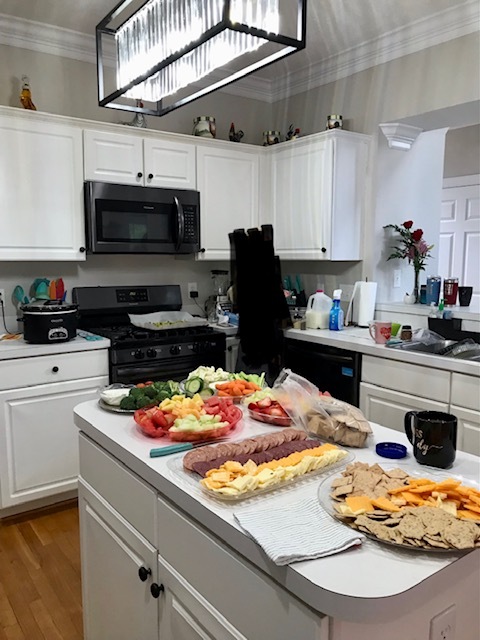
[84,181,201,254]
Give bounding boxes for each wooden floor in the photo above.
[0,502,83,640]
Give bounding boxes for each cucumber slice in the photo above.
[184,377,204,396]
[199,387,214,399]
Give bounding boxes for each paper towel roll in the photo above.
[354,281,377,327]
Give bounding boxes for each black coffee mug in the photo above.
[404,411,457,468]
[458,286,473,307]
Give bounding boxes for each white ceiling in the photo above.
[0,0,478,102]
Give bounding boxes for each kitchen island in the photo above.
[74,400,480,640]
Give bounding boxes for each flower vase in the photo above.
[413,269,420,303]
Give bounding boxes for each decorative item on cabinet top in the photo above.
[20,75,36,110]
[286,124,301,141]
[96,0,307,117]
[229,123,244,143]
[193,116,216,139]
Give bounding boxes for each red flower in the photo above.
[411,229,423,242]
[403,220,413,229]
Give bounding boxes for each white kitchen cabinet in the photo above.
[196,143,260,260]
[0,349,108,512]
[268,130,369,260]
[0,110,85,260]
[450,405,480,457]
[78,481,158,640]
[360,382,449,434]
[84,129,196,189]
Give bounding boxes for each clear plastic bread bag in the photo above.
[273,369,372,447]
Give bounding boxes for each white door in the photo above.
[144,138,196,189]
[0,376,107,508]
[196,145,259,260]
[0,116,85,260]
[84,129,144,185]
[270,137,333,259]
[440,175,480,306]
[360,383,449,434]
[79,482,158,640]
[158,555,247,640]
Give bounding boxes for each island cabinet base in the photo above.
[78,433,480,640]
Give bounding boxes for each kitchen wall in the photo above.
[0,257,230,327]
[1,31,478,311]
[271,32,480,301]
[444,124,480,178]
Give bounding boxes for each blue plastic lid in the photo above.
[375,442,407,459]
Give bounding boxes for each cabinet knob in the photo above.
[138,566,152,582]
[199,248,206,253]
[137,172,143,178]
[52,366,59,373]
[228,346,232,352]
[147,173,154,180]
[150,583,164,598]
[79,246,86,253]
[321,247,327,253]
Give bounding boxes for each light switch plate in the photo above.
[393,270,402,288]
[429,604,456,640]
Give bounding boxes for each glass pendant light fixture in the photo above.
[97,0,307,116]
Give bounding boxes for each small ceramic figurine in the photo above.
[20,75,36,110]
[286,124,300,141]
[121,99,147,128]
[193,116,216,138]
[262,130,281,146]
[229,122,244,143]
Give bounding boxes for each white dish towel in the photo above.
[233,484,364,566]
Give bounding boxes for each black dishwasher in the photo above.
[284,339,361,407]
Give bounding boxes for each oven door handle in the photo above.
[174,196,184,251]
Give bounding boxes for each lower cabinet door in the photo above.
[450,405,480,456]
[79,482,158,640]
[158,554,247,640]
[360,383,449,434]
[0,376,107,508]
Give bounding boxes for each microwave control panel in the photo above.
[183,206,199,242]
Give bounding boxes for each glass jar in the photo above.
[193,116,216,138]
[443,278,459,306]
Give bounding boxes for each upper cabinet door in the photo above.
[84,129,144,185]
[0,115,85,261]
[270,137,334,259]
[196,144,259,260]
[144,138,196,189]
[269,131,369,261]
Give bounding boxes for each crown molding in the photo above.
[379,123,423,151]
[0,0,478,105]
[270,0,480,102]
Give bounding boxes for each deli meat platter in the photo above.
[168,428,353,502]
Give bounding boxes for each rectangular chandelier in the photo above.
[96,0,307,116]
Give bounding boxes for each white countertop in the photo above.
[376,301,480,321]
[74,400,480,623]
[285,327,480,377]
[0,332,110,360]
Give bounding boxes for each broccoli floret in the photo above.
[144,385,158,399]
[130,387,145,399]
[156,390,170,402]
[135,396,152,409]
[153,381,168,392]
[167,380,180,395]
[120,396,136,411]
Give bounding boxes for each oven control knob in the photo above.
[134,350,145,359]
[146,348,157,358]
[170,345,181,355]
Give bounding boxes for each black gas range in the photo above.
[73,285,226,384]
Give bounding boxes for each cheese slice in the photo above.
[345,495,374,514]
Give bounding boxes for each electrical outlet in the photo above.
[393,270,402,288]
[188,282,198,298]
[429,605,456,640]
[0,289,5,305]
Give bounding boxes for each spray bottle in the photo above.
[329,289,344,331]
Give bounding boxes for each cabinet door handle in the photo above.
[150,583,164,598]
[79,246,86,253]
[137,172,143,178]
[138,566,152,582]
[321,247,327,253]
[52,366,59,373]
[147,173,154,180]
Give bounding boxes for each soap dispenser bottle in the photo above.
[329,289,344,331]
